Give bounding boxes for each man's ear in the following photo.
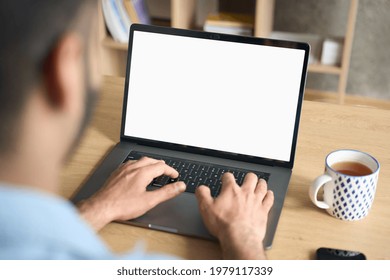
[43,33,84,109]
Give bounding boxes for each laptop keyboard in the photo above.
[123,151,270,197]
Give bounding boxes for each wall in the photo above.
[274,0,390,100]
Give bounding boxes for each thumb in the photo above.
[195,185,213,211]
[147,181,186,208]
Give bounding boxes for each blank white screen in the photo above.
[124,31,305,162]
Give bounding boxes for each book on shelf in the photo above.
[116,0,132,31]
[130,0,151,25]
[123,0,151,25]
[123,0,139,23]
[204,12,254,36]
[102,0,132,43]
[102,0,151,43]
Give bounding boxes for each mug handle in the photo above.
[309,174,332,209]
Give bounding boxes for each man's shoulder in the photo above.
[0,184,176,260]
[0,184,110,259]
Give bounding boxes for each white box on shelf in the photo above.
[321,38,344,66]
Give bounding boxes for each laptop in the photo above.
[72,24,309,249]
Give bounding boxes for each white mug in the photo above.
[309,149,380,221]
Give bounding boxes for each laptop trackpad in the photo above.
[130,189,214,240]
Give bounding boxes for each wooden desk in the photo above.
[60,76,390,259]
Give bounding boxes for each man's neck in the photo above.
[0,93,66,194]
[0,152,60,194]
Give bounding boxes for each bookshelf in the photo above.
[98,1,173,75]
[98,0,358,104]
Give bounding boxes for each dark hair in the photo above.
[0,0,95,154]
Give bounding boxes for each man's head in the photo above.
[0,0,99,161]
[0,0,100,191]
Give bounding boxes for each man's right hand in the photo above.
[195,172,274,260]
[78,157,185,231]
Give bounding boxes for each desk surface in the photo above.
[61,76,390,259]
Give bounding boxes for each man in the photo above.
[0,1,274,259]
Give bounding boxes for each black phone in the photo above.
[316,247,366,260]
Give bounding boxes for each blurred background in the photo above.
[100,0,390,104]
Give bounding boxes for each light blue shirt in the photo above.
[0,184,172,260]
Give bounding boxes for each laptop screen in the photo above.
[123,27,307,163]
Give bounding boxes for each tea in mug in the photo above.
[331,161,372,176]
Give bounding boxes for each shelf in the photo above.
[308,64,342,75]
[99,0,359,104]
[102,37,128,51]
